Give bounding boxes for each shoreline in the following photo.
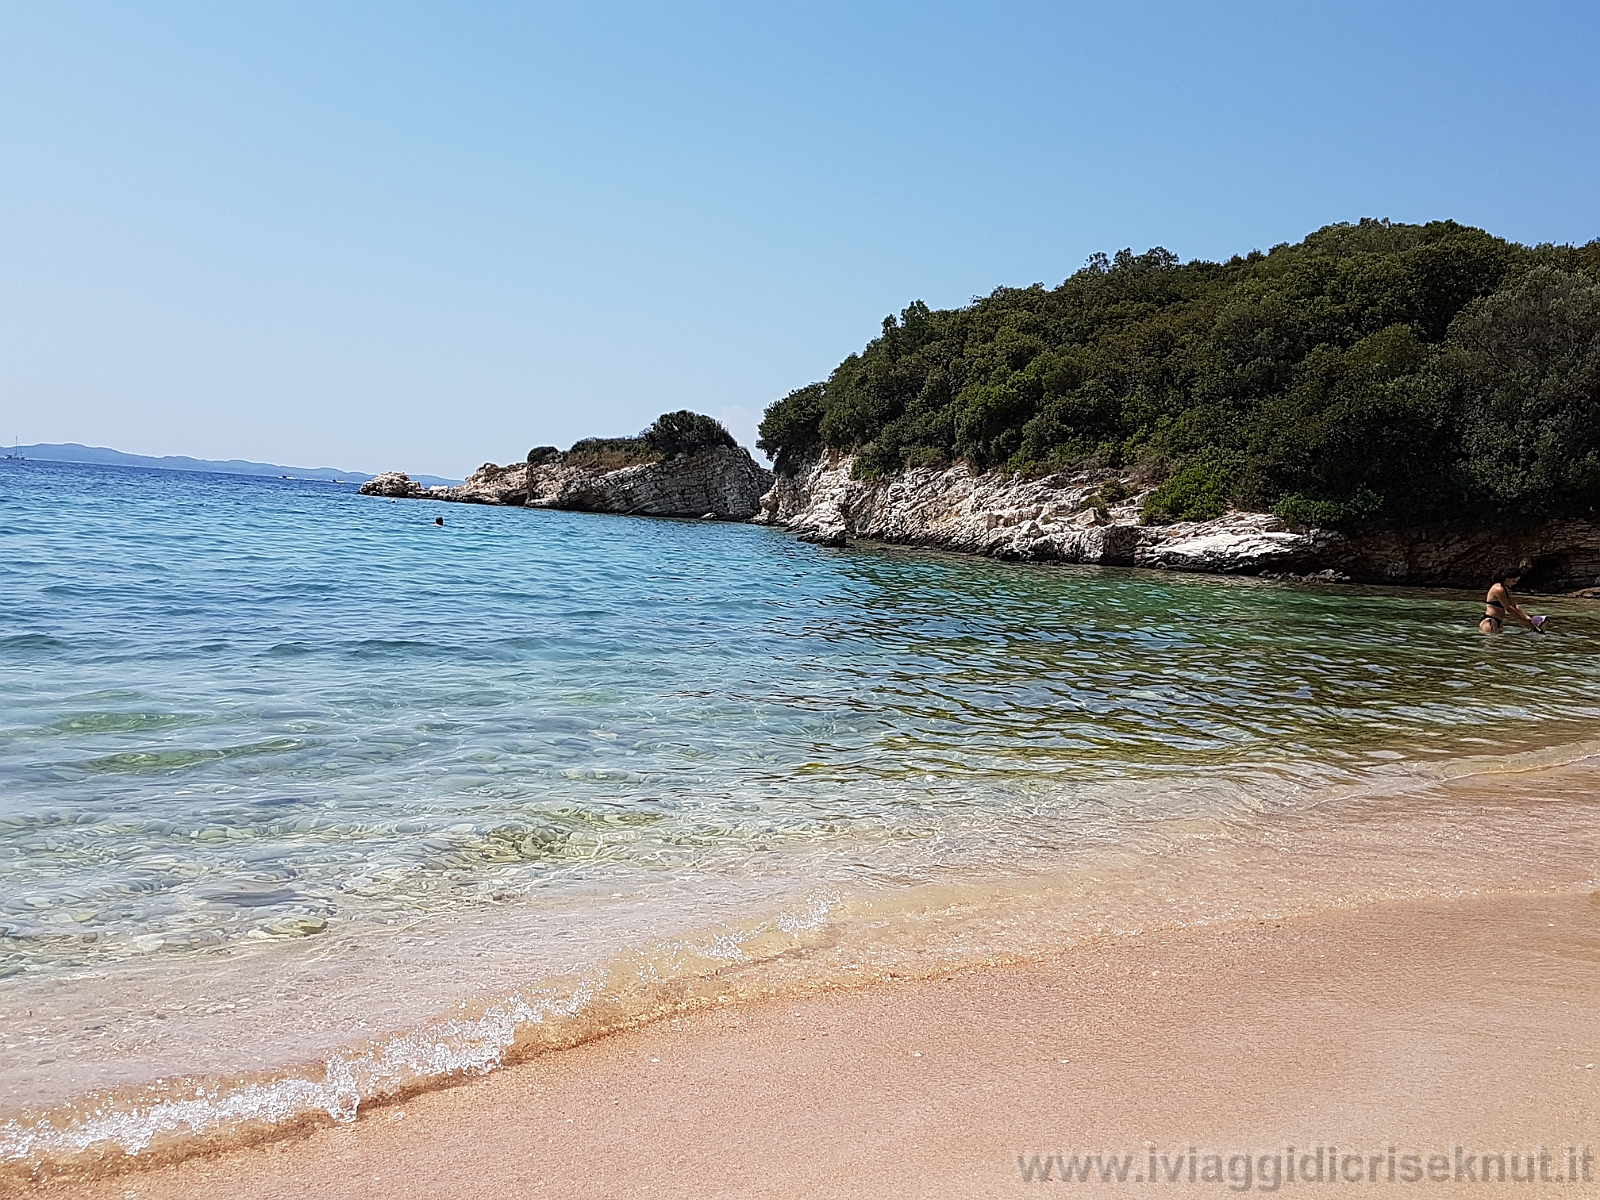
[365,450,1600,593]
[32,886,1600,1198]
[756,452,1600,592]
[9,751,1600,1193]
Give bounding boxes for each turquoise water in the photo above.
[6,457,1600,1168]
[5,457,1600,978]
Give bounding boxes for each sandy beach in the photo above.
[7,5,1600,1197]
[31,887,1598,1199]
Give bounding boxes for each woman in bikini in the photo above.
[1479,569,1543,634]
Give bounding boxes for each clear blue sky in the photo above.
[2,2,1596,478]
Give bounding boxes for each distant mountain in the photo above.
[7,443,461,488]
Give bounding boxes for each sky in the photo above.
[2,2,1597,479]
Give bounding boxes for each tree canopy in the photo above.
[531,410,738,471]
[642,410,738,459]
[757,220,1600,528]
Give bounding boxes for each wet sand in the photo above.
[38,888,1600,1199]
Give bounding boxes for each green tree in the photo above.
[1449,268,1600,516]
[755,218,1600,530]
[641,410,737,459]
[757,384,826,467]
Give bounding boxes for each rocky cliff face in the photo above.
[360,446,773,521]
[756,452,1600,592]
[524,446,771,518]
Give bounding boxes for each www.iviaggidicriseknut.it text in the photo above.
[1015,1145,1595,1189]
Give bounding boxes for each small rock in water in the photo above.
[798,526,849,548]
[254,915,329,939]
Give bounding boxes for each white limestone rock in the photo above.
[524,445,772,519]
[755,452,1323,573]
[361,447,771,519]
[1132,511,1331,574]
[357,471,429,499]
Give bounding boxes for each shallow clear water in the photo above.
[4,458,1600,1165]
[5,459,1600,967]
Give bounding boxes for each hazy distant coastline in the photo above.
[6,442,461,488]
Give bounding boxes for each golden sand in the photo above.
[31,888,1600,1199]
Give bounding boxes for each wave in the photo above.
[7,743,1600,1186]
[0,891,841,1181]
[0,633,68,653]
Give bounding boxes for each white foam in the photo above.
[0,890,844,1168]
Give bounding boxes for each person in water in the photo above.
[434,516,444,527]
[1480,569,1542,634]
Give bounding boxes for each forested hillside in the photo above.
[757,220,1600,528]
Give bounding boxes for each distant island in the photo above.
[6,443,461,488]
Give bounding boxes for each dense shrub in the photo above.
[536,411,738,471]
[1272,488,1384,529]
[1141,452,1241,524]
[642,410,737,459]
[1081,479,1131,518]
[756,220,1600,529]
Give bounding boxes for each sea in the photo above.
[3,457,1598,1176]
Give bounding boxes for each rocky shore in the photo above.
[362,444,1600,591]
[360,445,773,521]
[754,452,1600,592]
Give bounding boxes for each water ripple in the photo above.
[3,459,1600,971]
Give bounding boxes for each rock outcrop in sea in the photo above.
[755,452,1600,592]
[360,472,451,500]
[360,445,773,521]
